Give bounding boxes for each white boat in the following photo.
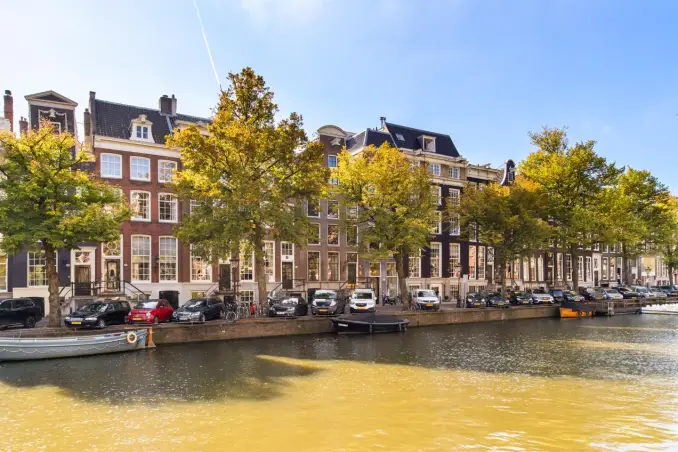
[0,329,151,361]
[640,304,678,315]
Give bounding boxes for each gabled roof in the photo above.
[93,99,210,144]
[25,90,78,106]
[346,129,395,152]
[384,122,460,157]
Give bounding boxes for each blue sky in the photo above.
[3,0,677,190]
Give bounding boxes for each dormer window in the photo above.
[423,136,436,152]
[136,125,148,140]
[130,114,154,143]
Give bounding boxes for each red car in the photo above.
[127,299,173,324]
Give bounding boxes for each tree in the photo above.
[447,179,550,293]
[520,127,622,290]
[0,123,128,326]
[332,142,436,308]
[169,68,328,308]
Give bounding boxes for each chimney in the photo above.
[170,94,177,116]
[3,90,13,132]
[159,95,172,116]
[379,116,386,129]
[19,116,28,135]
[83,108,91,137]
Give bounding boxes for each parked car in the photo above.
[486,292,510,308]
[269,296,308,318]
[579,287,607,301]
[617,286,640,300]
[349,288,378,313]
[529,288,555,305]
[602,288,623,301]
[549,289,566,304]
[128,299,174,324]
[631,286,652,299]
[659,286,678,297]
[171,298,225,323]
[649,287,668,299]
[509,291,532,306]
[0,298,43,329]
[64,300,131,328]
[411,289,441,311]
[563,290,585,303]
[311,290,345,316]
[465,293,486,308]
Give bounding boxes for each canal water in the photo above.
[2,316,678,451]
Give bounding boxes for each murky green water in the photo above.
[2,315,678,451]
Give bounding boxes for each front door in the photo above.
[282,262,293,289]
[219,264,231,291]
[105,260,121,291]
[74,266,91,296]
[347,262,357,285]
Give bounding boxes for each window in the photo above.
[103,237,121,257]
[585,257,592,282]
[240,250,253,281]
[469,246,477,280]
[578,256,584,281]
[130,191,150,221]
[565,254,573,281]
[189,200,199,214]
[593,243,600,251]
[327,200,339,219]
[327,225,340,246]
[328,252,340,281]
[28,251,49,287]
[431,211,442,235]
[131,236,151,281]
[347,226,358,247]
[369,262,381,277]
[513,258,520,281]
[130,157,150,181]
[449,167,460,179]
[159,194,178,223]
[428,163,440,176]
[478,246,486,280]
[136,125,149,140]
[395,133,405,141]
[281,242,293,259]
[190,246,212,281]
[423,137,436,152]
[522,258,529,281]
[307,200,320,217]
[308,224,320,245]
[432,186,441,205]
[264,241,275,283]
[450,244,460,276]
[430,243,441,278]
[347,205,358,220]
[538,256,544,281]
[159,237,177,281]
[0,252,6,291]
[328,155,337,168]
[308,252,320,281]
[557,253,563,280]
[158,160,177,183]
[609,257,615,281]
[448,188,460,206]
[487,247,494,265]
[240,291,254,303]
[409,250,421,278]
[529,257,536,282]
[470,223,478,242]
[101,154,122,178]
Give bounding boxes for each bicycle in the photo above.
[409,302,422,312]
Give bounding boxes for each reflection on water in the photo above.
[2,316,678,450]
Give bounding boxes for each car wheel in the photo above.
[123,317,130,324]
[24,315,36,329]
[153,316,159,325]
[219,309,226,320]
[97,318,106,329]
[199,313,205,323]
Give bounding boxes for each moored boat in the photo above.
[0,329,152,361]
[330,313,409,334]
[641,304,678,315]
[559,302,595,319]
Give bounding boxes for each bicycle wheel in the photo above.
[225,311,237,323]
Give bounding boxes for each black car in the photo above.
[509,291,532,306]
[616,286,640,300]
[172,298,226,323]
[563,290,585,302]
[311,290,346,316]
[465,293,486,308]
[0,298,43,329]
[659,286,678,297]
[579,287,607,301]
[269,296,308,318]
[486,292,510,308]
[549,289,566,304]
[64,300,131,328]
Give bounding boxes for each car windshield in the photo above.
[514,292,528,297]
[551,290,563,296]
[417,290,436,298]
[532,289,547,294]
[589,288,605,294]
[279,298,298,306]
[183,300,205,309]
[134,302,157,309]
[635,287,649,293]
[564,291,576,295]
[314,291,337,300]
[80,303,105,313]
[354,292,373,299]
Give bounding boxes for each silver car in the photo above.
[602,288,623,300]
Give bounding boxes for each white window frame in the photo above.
[158,160,177,183]
[264,241,275,283]
[328,252,340,282]
[450,243,460,277]
[432,186,442,205]
[27,250,55,288]
[240,290,255,303]
[429,243,441,278]
[429,163,441,177]
[159,236,178,282]
[449,166,460,179]
[130,190,151,222]
[347,225,358,247]
[308,251,320,282]
[158,193,178,223]
[431,211,442,235]
[423,136,436,153]
[190,246,212,282]
[308,223,321,245]
[409,249,421,278]
[131,235,151,282]
[478,246,486,280]
[100,153,122,179]
[307,200,320,218]
[240,250,254,281]
[136,125,149,140]
[130,156,151,181]
[327,224,340,246]
[585,256,592,282]
[328,155,338,168]
[327,200,339,219]
[538,256,544,281]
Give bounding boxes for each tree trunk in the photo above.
[252,235,268,311]
[44,244,61,327]
[394,251,409,311]
[499,261,506,294]
[622,244,632,286]
[571,246,579,291]
[669,264,674,286]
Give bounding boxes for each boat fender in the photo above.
[126,332,138,344]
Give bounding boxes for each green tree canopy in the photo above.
[169,68,328,306]
[0,123,128,326]
[332,142,436,307]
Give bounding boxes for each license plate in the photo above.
[474,303,480,306]
[498,302,505,306]
[71,321,81,325]
[523,301,529,304]
[632,297,637,299]
[358,307,366,310]
[427,304,433,307]
[133,317,142,321]
[320,309,328,313]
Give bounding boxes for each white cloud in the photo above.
[240,0,330,24]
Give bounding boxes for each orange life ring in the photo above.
[126,332,138,344]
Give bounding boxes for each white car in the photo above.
[631,286,652,299]
[349,289,377,313]
[529,289,554,305]
[411,289,441,311]
[649,287,668,299]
